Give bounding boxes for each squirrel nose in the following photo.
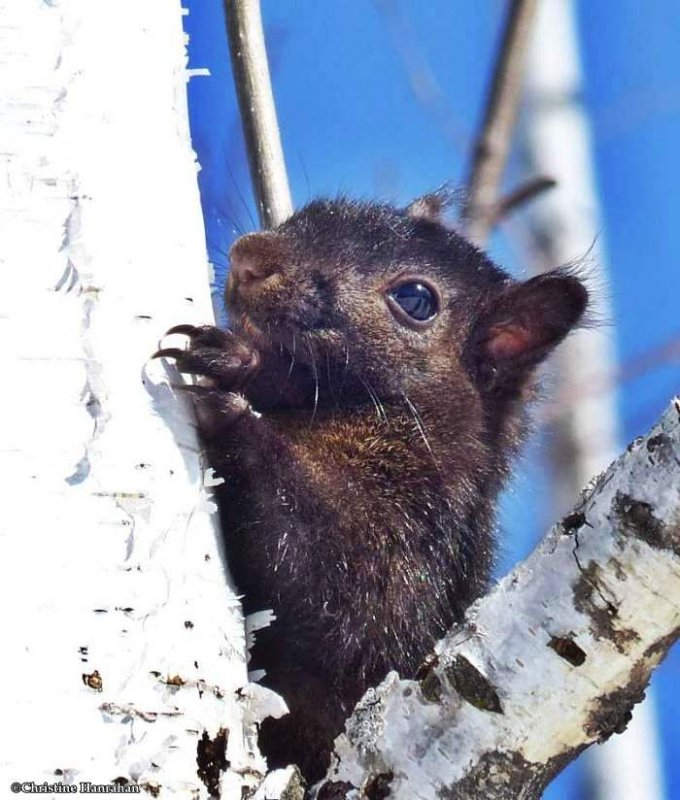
[230,254,278,287]
[229,232,284,290]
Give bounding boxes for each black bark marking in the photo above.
[643,626,680,661]
[645,432,680,468]
[316,781,354,800]
[439,748,587,800]
[445,655,503,714]
[647,433,669,452]
[584,663,648,743]
[420,669,444,703]
[572,561,639,654]
[365,771,394,800]
[613,492,673,553]
[561,511,586,535]
[548,635,587,666]
[196,728,229,799]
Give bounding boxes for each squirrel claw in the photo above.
[152,347,186,361]
[154,326,260,390]
[164,323,234,349]
[165,323,200,337]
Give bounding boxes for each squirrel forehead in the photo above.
[251,198,509,288]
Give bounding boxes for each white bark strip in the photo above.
[0,1,283,795]
[317,398,680,800]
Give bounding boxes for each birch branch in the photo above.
[225,0,293,228]
[464,0,539,245]
[312,397,680,800]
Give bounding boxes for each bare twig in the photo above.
[464,0,539,246]
[492,174,557,223]
[224,0,293,229]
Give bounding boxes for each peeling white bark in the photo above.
[316,398,680,800]
[0,1,280,796]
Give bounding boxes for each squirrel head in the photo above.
[225,197,587,413]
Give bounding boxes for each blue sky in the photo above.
[183,3,680,796]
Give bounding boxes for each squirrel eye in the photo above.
[389,282,438,322]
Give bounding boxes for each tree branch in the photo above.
[492,174,556,223]
[225,0,293,229]
[313,397,680,799]
[464,0,539,245]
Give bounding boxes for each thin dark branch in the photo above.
[224,0,293,229]
[464,0,539,246]
[492,175,557,223]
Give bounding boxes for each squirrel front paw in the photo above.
[154,325,261,437]
[154,324,260,391]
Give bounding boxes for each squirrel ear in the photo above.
[406,194,445,223]
[474,269,588,384]
[405,187,454,223]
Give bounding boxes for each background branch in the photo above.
[464,0,539,245]
[225,0,293,228]
[492,174,557,223]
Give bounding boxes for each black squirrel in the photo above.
[157,196,587,782]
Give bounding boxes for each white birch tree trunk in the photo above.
[0,1,283,796]
[524,2,665,798]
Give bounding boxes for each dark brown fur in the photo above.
[161,198,587,782]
